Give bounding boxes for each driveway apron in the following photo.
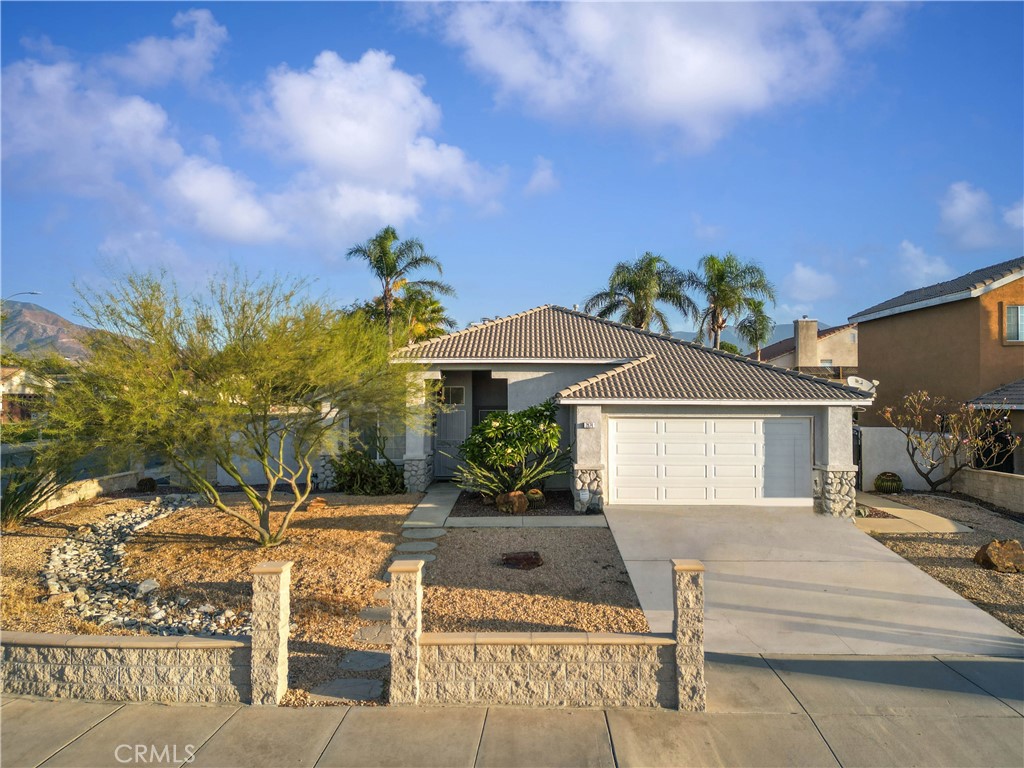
[604,504,1024,656]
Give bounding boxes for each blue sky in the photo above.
[2,2,1022,335]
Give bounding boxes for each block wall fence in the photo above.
[389,558,706,710]
[1,561,291,706]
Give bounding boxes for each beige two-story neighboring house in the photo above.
[753,319,859,382]
[850,256,1024,484]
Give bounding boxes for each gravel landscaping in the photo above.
[421,527,649,634]
[447,489,581,517]
[872,492,1024,635]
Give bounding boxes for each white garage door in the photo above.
[608,417,812,504]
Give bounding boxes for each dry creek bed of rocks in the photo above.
[40,495,250,636]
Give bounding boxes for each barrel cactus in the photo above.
[526,488,545,508]
[873,472,903,494]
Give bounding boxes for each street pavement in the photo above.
[3,654,1022,768]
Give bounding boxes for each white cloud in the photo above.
[897,240,952,287]
[103,9,228,87]
[783,262,838,303]
[1003,199,1024,230]
[691,213,722,241]
[939,181,1000,249]
[432,3,897,148]
[164,158,282,244]
[524,156,559,196]
[98,230,189,270]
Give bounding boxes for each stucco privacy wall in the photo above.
[952,468,1024,514]
[389,558,706,710]
[859,426,947,491]
[1,561,290,706]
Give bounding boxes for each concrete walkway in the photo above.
[3,655,1021,767]
[855,492,972,534]
[604,504,1024,656]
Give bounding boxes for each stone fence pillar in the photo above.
[389,558,424,705]
[672,559,706,712]
[251,561,291,705]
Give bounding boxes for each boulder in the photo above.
[135,578,160,597]
[495,491,528,515]
[974,539,1024,573]
[306,497,328,512]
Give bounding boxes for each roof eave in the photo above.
[555,397,875,407]
[850,269,1023,324]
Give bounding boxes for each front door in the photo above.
[434,384,467,478]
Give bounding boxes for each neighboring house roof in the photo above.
[970,379,1024,411]
[399,305,871,404]
[850,256,1024,324]
[754,323,857,363]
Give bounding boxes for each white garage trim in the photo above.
[607,416,813,506]
[563,398,872,407]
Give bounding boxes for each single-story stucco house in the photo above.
[396,305,874,517]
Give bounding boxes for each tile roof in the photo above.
[850,256,1024,322]
[399,305,870,402]
[755,322,857,362]
[970,379,1024,409]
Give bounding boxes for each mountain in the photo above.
[1,301,91,360]
[672,321,833,354]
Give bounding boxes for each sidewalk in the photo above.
[855,492,972,534]
[4,655,1022,767]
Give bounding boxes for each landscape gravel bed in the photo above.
[872,492,1024,635]
[421,527,650,634]
[447,489,581,517]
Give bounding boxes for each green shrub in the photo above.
[873,471,903,494]
[136,477,158,493]
[328,442,406,495]
[450,400,570,496]
[1,454,72,529]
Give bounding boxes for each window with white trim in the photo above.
[1007,305,1023,342]
[442,386,465,405]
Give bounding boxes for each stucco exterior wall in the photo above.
[817,328,859,367]
[857,281,1024,427]
[859,426,943,491]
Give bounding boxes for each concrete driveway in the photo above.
[605,505,1024,656]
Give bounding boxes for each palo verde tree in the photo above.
[39,270,429,547]
[880,390,1021,491]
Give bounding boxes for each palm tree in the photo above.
[736,299,776,360]
[686,253,776,349]
[583,252,697,333]
[346,226,453,345]
[394,285,457,343]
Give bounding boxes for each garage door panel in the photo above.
[616,442,659,457]
[713,486,760,501]
[714,464,758,479]
[664,465,707,479]
[615,420,660,434]
[615,464,659,479]
[663,443,708,457]
[665,487,709,501]
[713,419,759,434]
[614,486,660,502]
[713,443,758,456]
[663,420,708,434]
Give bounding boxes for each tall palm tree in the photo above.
[394,285,457,343]
[346,225,453,345]
[736,299,776,360]
[686,253,776,350]
[583,252,697,333]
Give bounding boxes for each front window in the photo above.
[820,359,833,367]
[1006,305,1023,342]
[442,386,465,405]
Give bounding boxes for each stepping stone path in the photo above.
[400,528,447,540]
[355,623,392,644]
[372,588,390,602]
[309,678,383,703]
[339,651,389,672]
[395,541,437,553]
[358,605,390,622]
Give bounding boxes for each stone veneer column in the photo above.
[673,559,706,712]
[251,561,291,705]
[820,467,858,518]
[389,558,424,705]
[403,457,433,493]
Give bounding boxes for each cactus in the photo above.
[873,472,903,494]
[526,488,545,508]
